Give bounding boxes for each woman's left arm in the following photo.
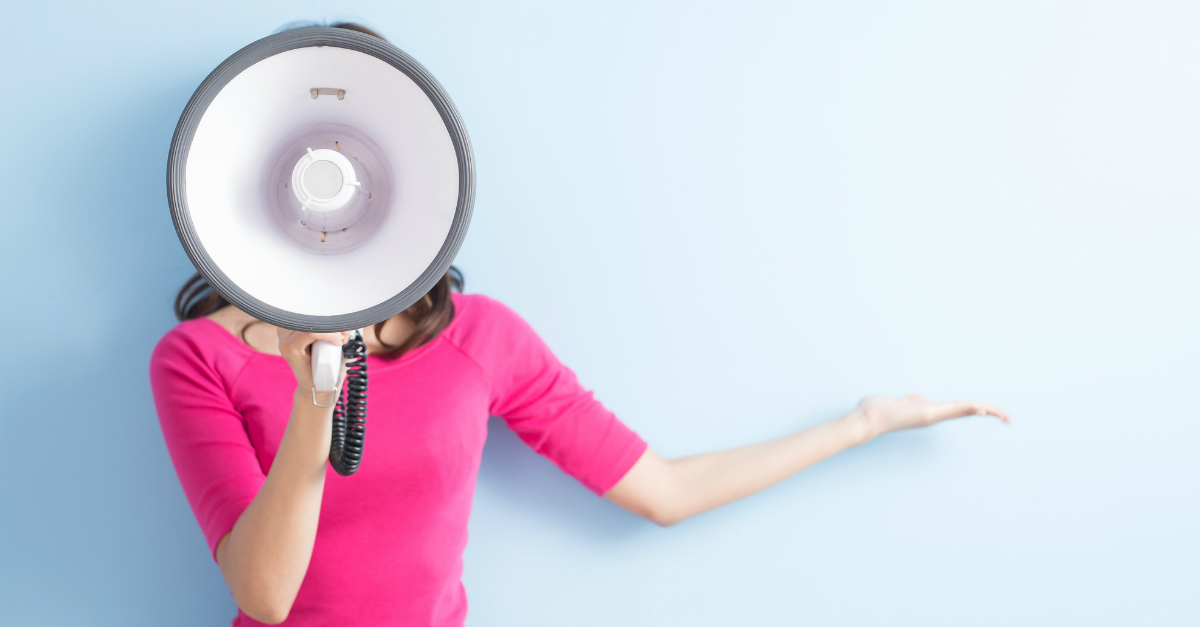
[605,394,1009,526]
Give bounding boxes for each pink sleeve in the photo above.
[452,296,647,495]
[149,325,265,559]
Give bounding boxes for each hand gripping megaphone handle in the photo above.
[306,333,369,476]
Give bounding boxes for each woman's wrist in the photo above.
[840,408,877,447]
[284,388,337,472]
[293,387,337,414]
[311,388,339,407]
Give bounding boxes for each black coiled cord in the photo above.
[329,330,368,476]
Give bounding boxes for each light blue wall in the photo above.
[1,1,1196,625]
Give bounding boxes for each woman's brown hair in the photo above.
[174,21,462,357]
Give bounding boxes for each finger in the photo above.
[289,332,347,358]
[933,401,1010,424]
[904,394,925,402]
[310,332,347,346]
[959,402,1009,423]
[976,403,1010,423]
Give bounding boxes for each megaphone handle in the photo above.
[312,340,342,393]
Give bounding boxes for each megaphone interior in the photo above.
[167,27,474,475]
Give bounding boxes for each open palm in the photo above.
[857,394,1009,438]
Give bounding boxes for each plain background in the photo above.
[1,1,1197,625]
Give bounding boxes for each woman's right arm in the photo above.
[215,329,346,625]
[605,395,1009,527]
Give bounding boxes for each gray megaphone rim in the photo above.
[167,27,474,333]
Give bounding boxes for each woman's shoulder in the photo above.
[444,292,540,355]
[448,292,531,333]
[150,317,254,379]
[450,291,516,319]
[154,317,243,353]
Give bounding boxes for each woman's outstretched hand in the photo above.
[855,394,1009,441]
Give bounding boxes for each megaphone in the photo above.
[166,27,474,475]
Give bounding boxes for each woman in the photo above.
[152,266,1007,627]
[151,24,1008,627]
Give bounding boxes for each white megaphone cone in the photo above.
[167,27,474,474]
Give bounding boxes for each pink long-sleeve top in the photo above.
[150,293,647,626]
